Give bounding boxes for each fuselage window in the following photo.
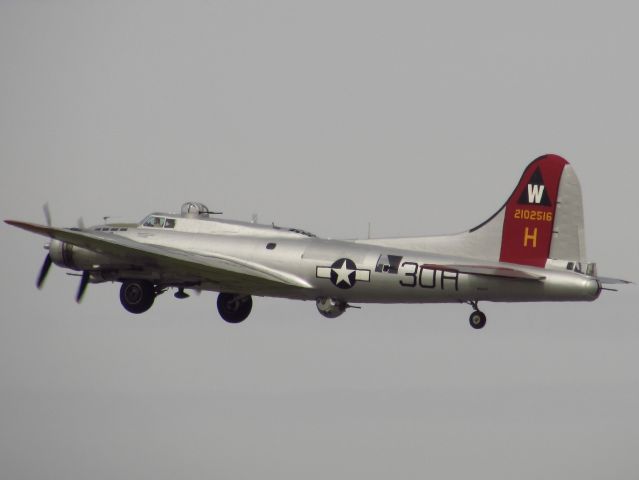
[375,254,403,274]
[164,218,176,228]
[266,242,277,250]
[288,228,316,238]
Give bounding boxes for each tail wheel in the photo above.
[469,310,487,329]
[217,293,252,323]
[120,280,155,314]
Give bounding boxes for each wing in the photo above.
[421,263,546,281]
[5,220,312,292]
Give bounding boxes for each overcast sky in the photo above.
[1,1,637,479]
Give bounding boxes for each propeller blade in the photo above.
[43,203,51,227]
[78,217,85,229]
[36,254,53,289]
[76,271,90,303]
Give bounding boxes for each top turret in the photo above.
[181,202,211,218]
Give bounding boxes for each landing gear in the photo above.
[467,301,487,329]
[120,280,155,314]
[174,287,190,299]
[217,293,252,323]
[469,310,487,329]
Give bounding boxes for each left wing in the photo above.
[5,220,312,292]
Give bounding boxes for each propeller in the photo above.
[76,271,90,303]
[43,202,52,227]
[34,204,92,302]
[36,203,53,289]
[36,254,53,289]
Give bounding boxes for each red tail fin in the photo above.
[499,154,568,267]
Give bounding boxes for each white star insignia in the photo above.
[332,259,354,287]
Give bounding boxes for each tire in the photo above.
[469,310,487,329]
[120,280,155,314]
[217,293,252,323]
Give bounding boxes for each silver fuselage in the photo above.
[69,214,600,305]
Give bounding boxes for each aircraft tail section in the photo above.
[358,154,588,269]
[463,153,588,267]
[491,154,578,267]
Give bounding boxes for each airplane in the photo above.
[5,154,630,329]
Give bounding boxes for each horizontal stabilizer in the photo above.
[596,276,633,285]
[421,263,545,281]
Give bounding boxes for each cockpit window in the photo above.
[142,216,166,228]
[164,218,176,228]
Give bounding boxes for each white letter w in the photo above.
[527,184,545,204]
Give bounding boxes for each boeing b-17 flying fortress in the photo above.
[6,154,629,329]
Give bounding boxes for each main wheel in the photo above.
[120,280,155,314]
[469,310,487,329]
[217,293,252,323]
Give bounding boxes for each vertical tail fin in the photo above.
[498,154,578,267]
[358,154,587,269]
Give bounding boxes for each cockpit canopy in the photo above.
[138,202,317,238]
[141,215,176,229]
[181,202,210,218]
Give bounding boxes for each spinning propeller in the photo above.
[36,203,52,289]
[35,203,91,303]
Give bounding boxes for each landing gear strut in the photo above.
[217,293,252,323]
[467,301,487,329]
[120,280,155,314]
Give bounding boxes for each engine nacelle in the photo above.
[49,239,128,271]
[316,297,347,318]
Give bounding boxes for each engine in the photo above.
[49,239,128,272]
[316,297,347,318]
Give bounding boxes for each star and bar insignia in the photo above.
[316,258,371,289]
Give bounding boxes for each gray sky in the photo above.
[1,1,637,479]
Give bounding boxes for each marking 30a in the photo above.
[398,262,459,291]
